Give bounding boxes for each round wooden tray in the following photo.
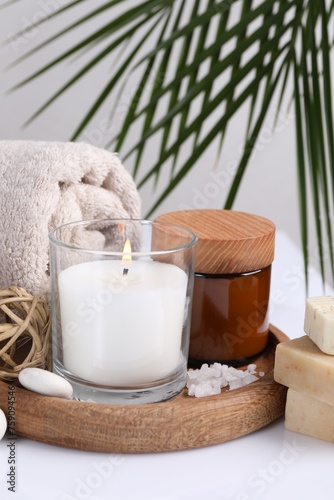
[0,325,288,453]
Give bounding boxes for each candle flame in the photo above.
[122,238,132,263]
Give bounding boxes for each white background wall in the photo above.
[0,0,322,275]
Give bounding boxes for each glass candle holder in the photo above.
[155,210,275,367]
[49,219,197,404]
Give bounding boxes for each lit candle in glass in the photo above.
[58,238,188,386]
[50,218,197,404]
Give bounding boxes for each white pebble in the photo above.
[19,368,73,399]
[0,409,7,441]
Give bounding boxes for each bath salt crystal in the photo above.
[224,373,238,383]
[187,362,261,397]
[212,363,222,377]
[247,364,257,374]
[207,365,221,379]
[229,378,243,391]
[220,377,229,389]
[194,364,217,381]
[187,370,198,382]
[194,379,221,398]
[188,384,196,397]
[242,374,259,385]
[226,366,244,379]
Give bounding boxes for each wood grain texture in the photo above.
[0,325,288,453]
[155,210,275,274]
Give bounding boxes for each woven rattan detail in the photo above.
[0,286,51,381]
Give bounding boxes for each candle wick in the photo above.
[123,268,129,277]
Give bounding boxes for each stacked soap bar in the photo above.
[274,296,334,442]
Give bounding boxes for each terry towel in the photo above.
[0,140,141,297]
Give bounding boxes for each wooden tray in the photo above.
[0,325,288,453]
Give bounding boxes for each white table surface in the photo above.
[1,231,334,500]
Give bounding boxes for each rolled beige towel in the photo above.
[0,141,141,297]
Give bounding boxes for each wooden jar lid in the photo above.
[155,210,275,274]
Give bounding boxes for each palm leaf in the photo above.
[0,0,20,9]
[126,20,295,169]
[138,46,290,210]
[293,49,309,289]
[112,9,174,154]
[4,0,334,285]
[9,0,170,90]
[309,6,334,278]
[22,11,167,127]
[301,27,325,281]
[70,14,167,141]
[3,0,86,48]
[172,0,215,174]
[321,0,334,190]
[157,0,202,181]
[130,0,187,183]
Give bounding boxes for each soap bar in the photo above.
[274,335,334,405]
[304,296,334,354]
[285,388,334,443]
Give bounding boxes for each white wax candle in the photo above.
[58,260,187,386]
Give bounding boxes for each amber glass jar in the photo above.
[155,210,275,367]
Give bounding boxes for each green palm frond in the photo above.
[0,0,20,9]
[5,0,334,285]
